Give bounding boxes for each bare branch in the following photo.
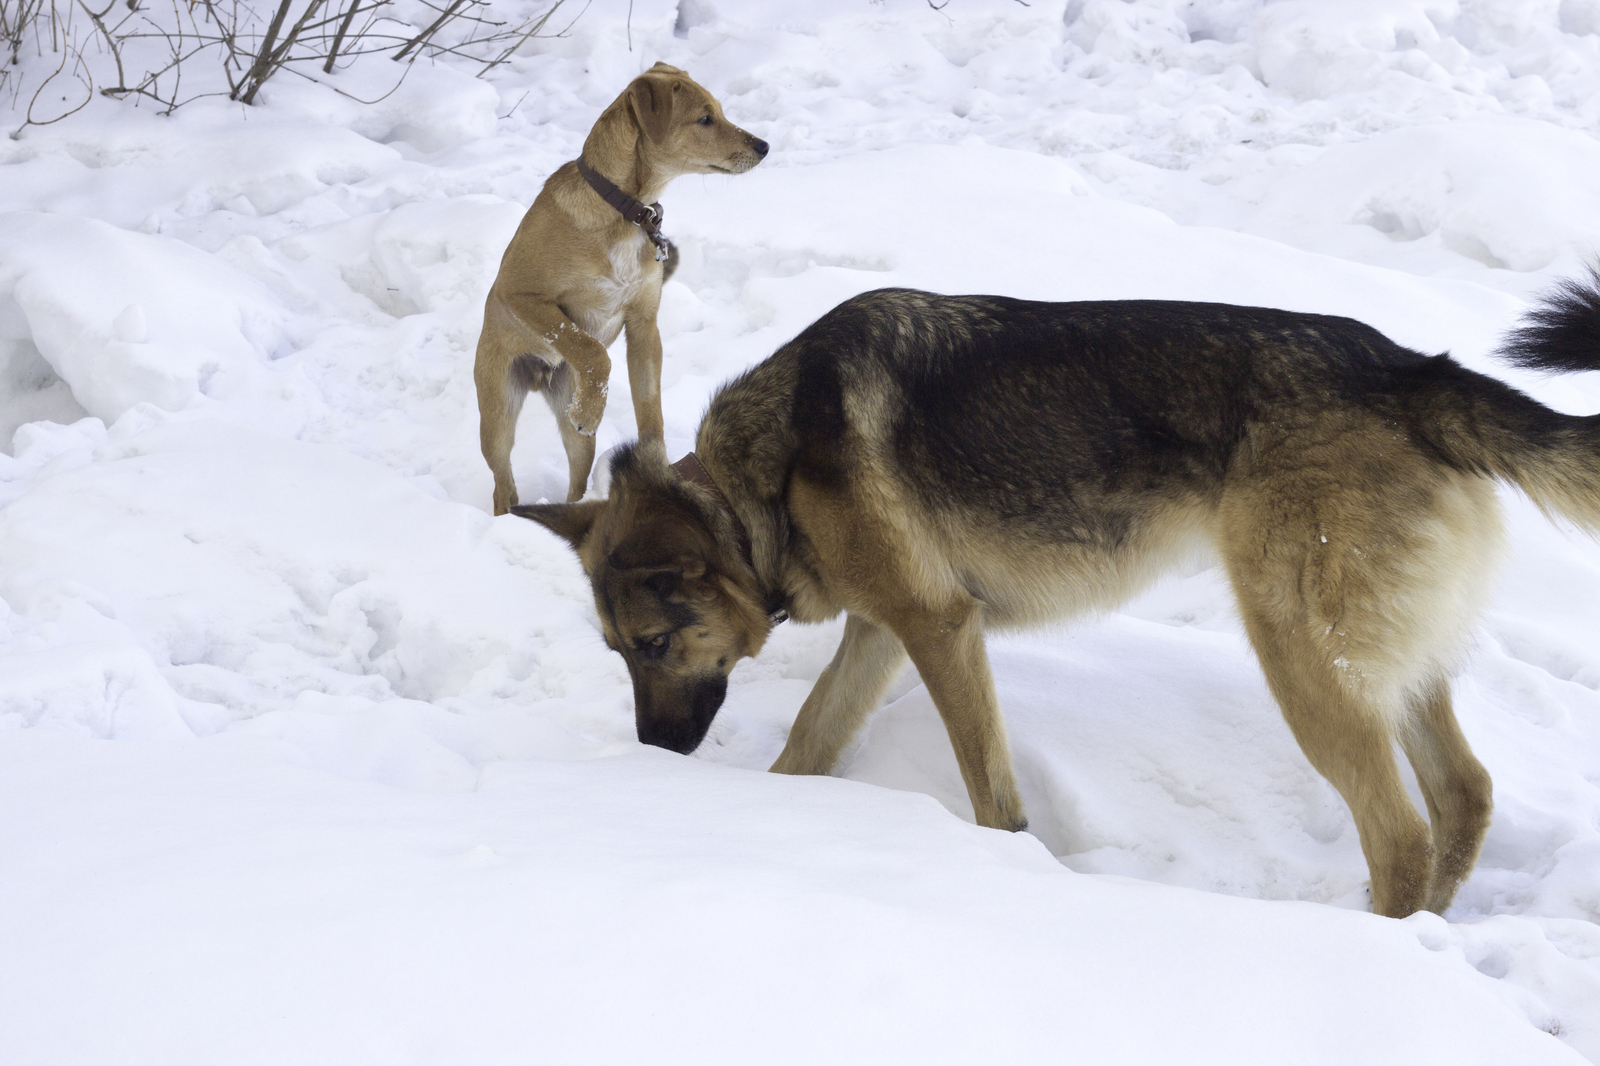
[322,0,362,72]
[390,0,463,62]
[235,0,293,102]
[478,0,565,75]
[11,28,93,138]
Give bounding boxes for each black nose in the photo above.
[752,139,769,158]
[634,675,728,755]
[637,720,701,755]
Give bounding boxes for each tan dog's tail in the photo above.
[1401,265,1600,528]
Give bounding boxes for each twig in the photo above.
[391,0,463,61]
[480,0,582,74]
[12,29,93,137]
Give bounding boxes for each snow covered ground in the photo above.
[3,0,1600,1061]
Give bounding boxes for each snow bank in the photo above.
[1,732,1588,1065]
[1253,0,1471,101]
[0,214,285,422]
[1247,118,1600,272]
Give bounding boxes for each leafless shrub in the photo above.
[3,0,578,134]
[3,0,94,126]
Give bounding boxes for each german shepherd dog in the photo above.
[517,275,1600,918]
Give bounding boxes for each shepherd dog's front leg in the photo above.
[770,614,906,776]
[891,597,1028,832]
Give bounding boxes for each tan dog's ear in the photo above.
[628,74,677,144]
[511,499,606,552]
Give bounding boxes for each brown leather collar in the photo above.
[576,156,672,263]
[671,451,729,510]
[671,451,788,626]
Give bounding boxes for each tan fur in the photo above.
[474,64,766,513]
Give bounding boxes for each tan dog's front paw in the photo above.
[565,379,608,436]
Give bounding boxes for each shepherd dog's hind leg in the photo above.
[1398,679,1493,914]
[1229,577,1435,917]
[1218,424,1505,917]
[1218,478,1438,915]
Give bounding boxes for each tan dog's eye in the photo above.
[638,633,670,660]
[697,114,713,127]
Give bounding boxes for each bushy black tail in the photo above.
[1497,262,1600,373]
[1398,265,1600,532]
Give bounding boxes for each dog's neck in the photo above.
[580,121,674,204]
[577,158,672,263]
[672,452,788,627]
[691,352,840,629]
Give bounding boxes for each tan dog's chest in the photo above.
[567,234,653,348]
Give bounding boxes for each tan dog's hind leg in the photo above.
[1399,680,1493,913]
[770,614,907,776]
[479,290,613,511]
[893,597,1029,833]
[474,308,528,516]
[477,375,527,515]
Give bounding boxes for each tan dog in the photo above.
[475,63,768,514]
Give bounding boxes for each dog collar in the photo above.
[576,157,673,263]
[672,451,789,627]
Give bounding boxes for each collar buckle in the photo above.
[577,156,671,261]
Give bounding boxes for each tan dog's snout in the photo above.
[725,134,770,174]
[627,62,770,176]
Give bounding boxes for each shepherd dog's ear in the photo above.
[511,499,606,552]
[627,71,678,144]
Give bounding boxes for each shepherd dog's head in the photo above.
[514,444,773,753]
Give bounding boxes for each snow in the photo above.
[2,0,1599,1061]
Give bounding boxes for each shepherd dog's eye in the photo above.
[638,633,670,659]
[697,114,714,126]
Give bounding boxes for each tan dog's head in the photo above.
[514,443,773,753]
[588,62,768,181]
